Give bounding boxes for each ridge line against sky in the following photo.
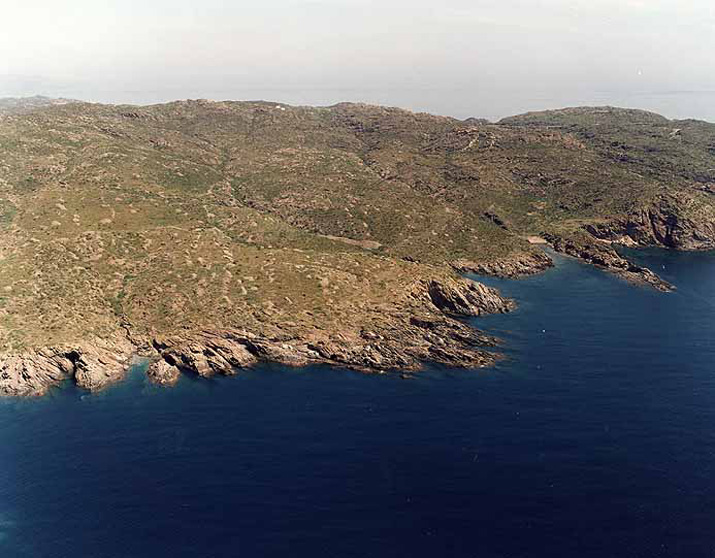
[1,0,714,121]
[4,92,715,126]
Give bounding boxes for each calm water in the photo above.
[1,250,714,558]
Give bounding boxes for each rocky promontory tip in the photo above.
[452,251,554,279]
[544,234,674,292]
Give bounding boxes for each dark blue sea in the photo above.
[1,249,714,558]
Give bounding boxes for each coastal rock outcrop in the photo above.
[0,337,134,396]
[0,274,514,396]
[426,277,516,316]
[146,359,181,386]
[141,276,515,384]
[452,251,553,278]
[0,349,75,397]
[152,333,259,378]
[147,317,503,379]
[72,338,135,391]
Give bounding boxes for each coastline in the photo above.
[0,276,516,397]
[0,99,714,398]
[4,245,714,557]
[1,241,701,398]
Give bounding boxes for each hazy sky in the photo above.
[1,0,714,120]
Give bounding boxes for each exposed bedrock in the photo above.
[0,349,76,397]
[585,200,715,251]
[151,333,259,378]
[146,359,181,387]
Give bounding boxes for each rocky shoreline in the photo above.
[543,197,715,291]
[8,222,713,399]
[544,234,675,292]
[0,276,515,397]
[0,238,690,399]
[453,238,675,292]
[3,234,711,398]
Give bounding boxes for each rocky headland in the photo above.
[1,277,514,396]
[0,99,713,396]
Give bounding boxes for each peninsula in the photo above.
[1,98,713,395]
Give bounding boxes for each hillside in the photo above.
[1,99,713,395]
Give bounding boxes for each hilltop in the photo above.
[0,98,713,395]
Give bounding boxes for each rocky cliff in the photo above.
[585,195,715,251]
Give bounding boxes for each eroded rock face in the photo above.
[148,317,502,379]
[152,333,258,378]
[72,338,135,391]
[305,314,502,371]
[143,276,516,383]
[585,200,715,251]
[427,277,516,316]
[0,337,134,396]
[0,349,75,396]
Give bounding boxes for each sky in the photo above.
[1,0,714,121]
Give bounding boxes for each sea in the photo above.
[1,249,714,558]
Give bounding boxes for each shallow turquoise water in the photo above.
[1,250,714,557]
